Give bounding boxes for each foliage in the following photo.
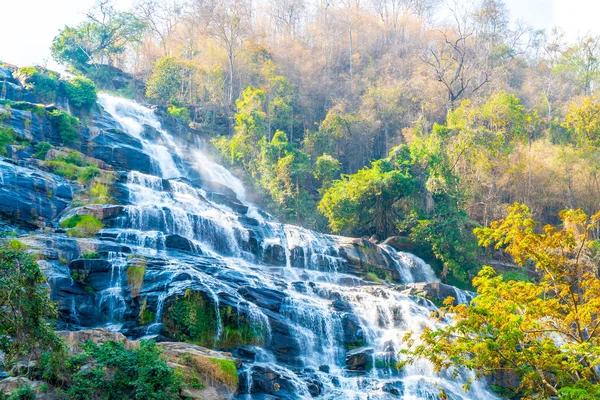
[162,289,265,349]
[146,57,195,105]
[39,340,181,400]
[0,239,60,367]
[51,3,146,68]
[47,109,79,145]
[33,142,52,159]
[64,76,97,110]
[81,251,100,259]
[18,67,59,104]
[60,215,104,237]
[126,264,146,296]
[400,204,600,398]
[562,96,600,147]
[167,104,191,123]
[0,126,18,156]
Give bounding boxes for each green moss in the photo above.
[60,215,104,237]
[364,271,382,283]
[127,264,146,296]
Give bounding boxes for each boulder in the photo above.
[345,347,374,371]
[164,234,197,253]
[91,129,156,174]
[395,282,475,305]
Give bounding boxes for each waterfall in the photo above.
[89,94,497,399]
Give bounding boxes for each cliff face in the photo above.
[0,66,493,399]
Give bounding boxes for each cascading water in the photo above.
[86,94,497,399]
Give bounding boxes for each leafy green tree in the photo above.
[51,0,145,68]
[0,239,60,367]
[319,145,417,237]
[401,204,600,398]
[64,76,97,110]
[562,96,600,146]
[146,57,196,105]
[313,154,342,187]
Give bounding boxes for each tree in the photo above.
[0,239,60,367]
[52,0,146,68]
[146,56,195,105]
[563,96,600,147]
[194,0,253,108]
[559,35,600,96]
[401,204,600,398]
[318,145,417,237]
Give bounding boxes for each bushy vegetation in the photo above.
[39,340,182,400]
[64,76,97,111]
[0,239,60,367]
[60,215,104,237]
[0,126,19,156]
[18,67,59,104]
[47,109,79,145]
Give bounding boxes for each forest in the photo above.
[46,0,600,285]
[1,0,600,398]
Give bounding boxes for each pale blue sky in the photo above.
[0,0,597,69]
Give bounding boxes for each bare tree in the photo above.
[420,3,493,109]
[134,0,186,55]
[268,0,306,40]
[194,0,253,108]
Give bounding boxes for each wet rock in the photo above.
[91,129,156,174]
[318,365,330,373]
[0,160,72,228]
[382,236,416,252]
[341,313,365,348]
[164,234,197,252]
[262,244,286,266]
[248,365,299,397]
[237,345,257,361]
[382,381,404,396]
[345,347,374,371]
[332,299,352,312]
[238,286,285,313]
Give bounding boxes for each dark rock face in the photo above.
[0,160,72,228]
[90,129,156,174]
[345,347,374,371]
[164,234,197,252]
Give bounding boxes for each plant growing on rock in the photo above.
[47,109,79,145]
[64,76,97,111]
[60,215,104,237]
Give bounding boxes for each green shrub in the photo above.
[45,159,80,180]
[78,164,100,184]
[0,127,17,156]
[65,76,97,110]
[4,384,36,399]
[48,109,79,145]
[19,67,59,104]
[167,104,191,123]
[81,251,100,259]
[88,180,112,203]
[60,215,104,237]
[39,340,181,400]
[33,142,53,159]
[207,358,238,389]
[163,290,265,349]
[0,100,45,118]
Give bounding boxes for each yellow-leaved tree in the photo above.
[400,203,600,399]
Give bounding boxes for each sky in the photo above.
[0,0,599,69]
